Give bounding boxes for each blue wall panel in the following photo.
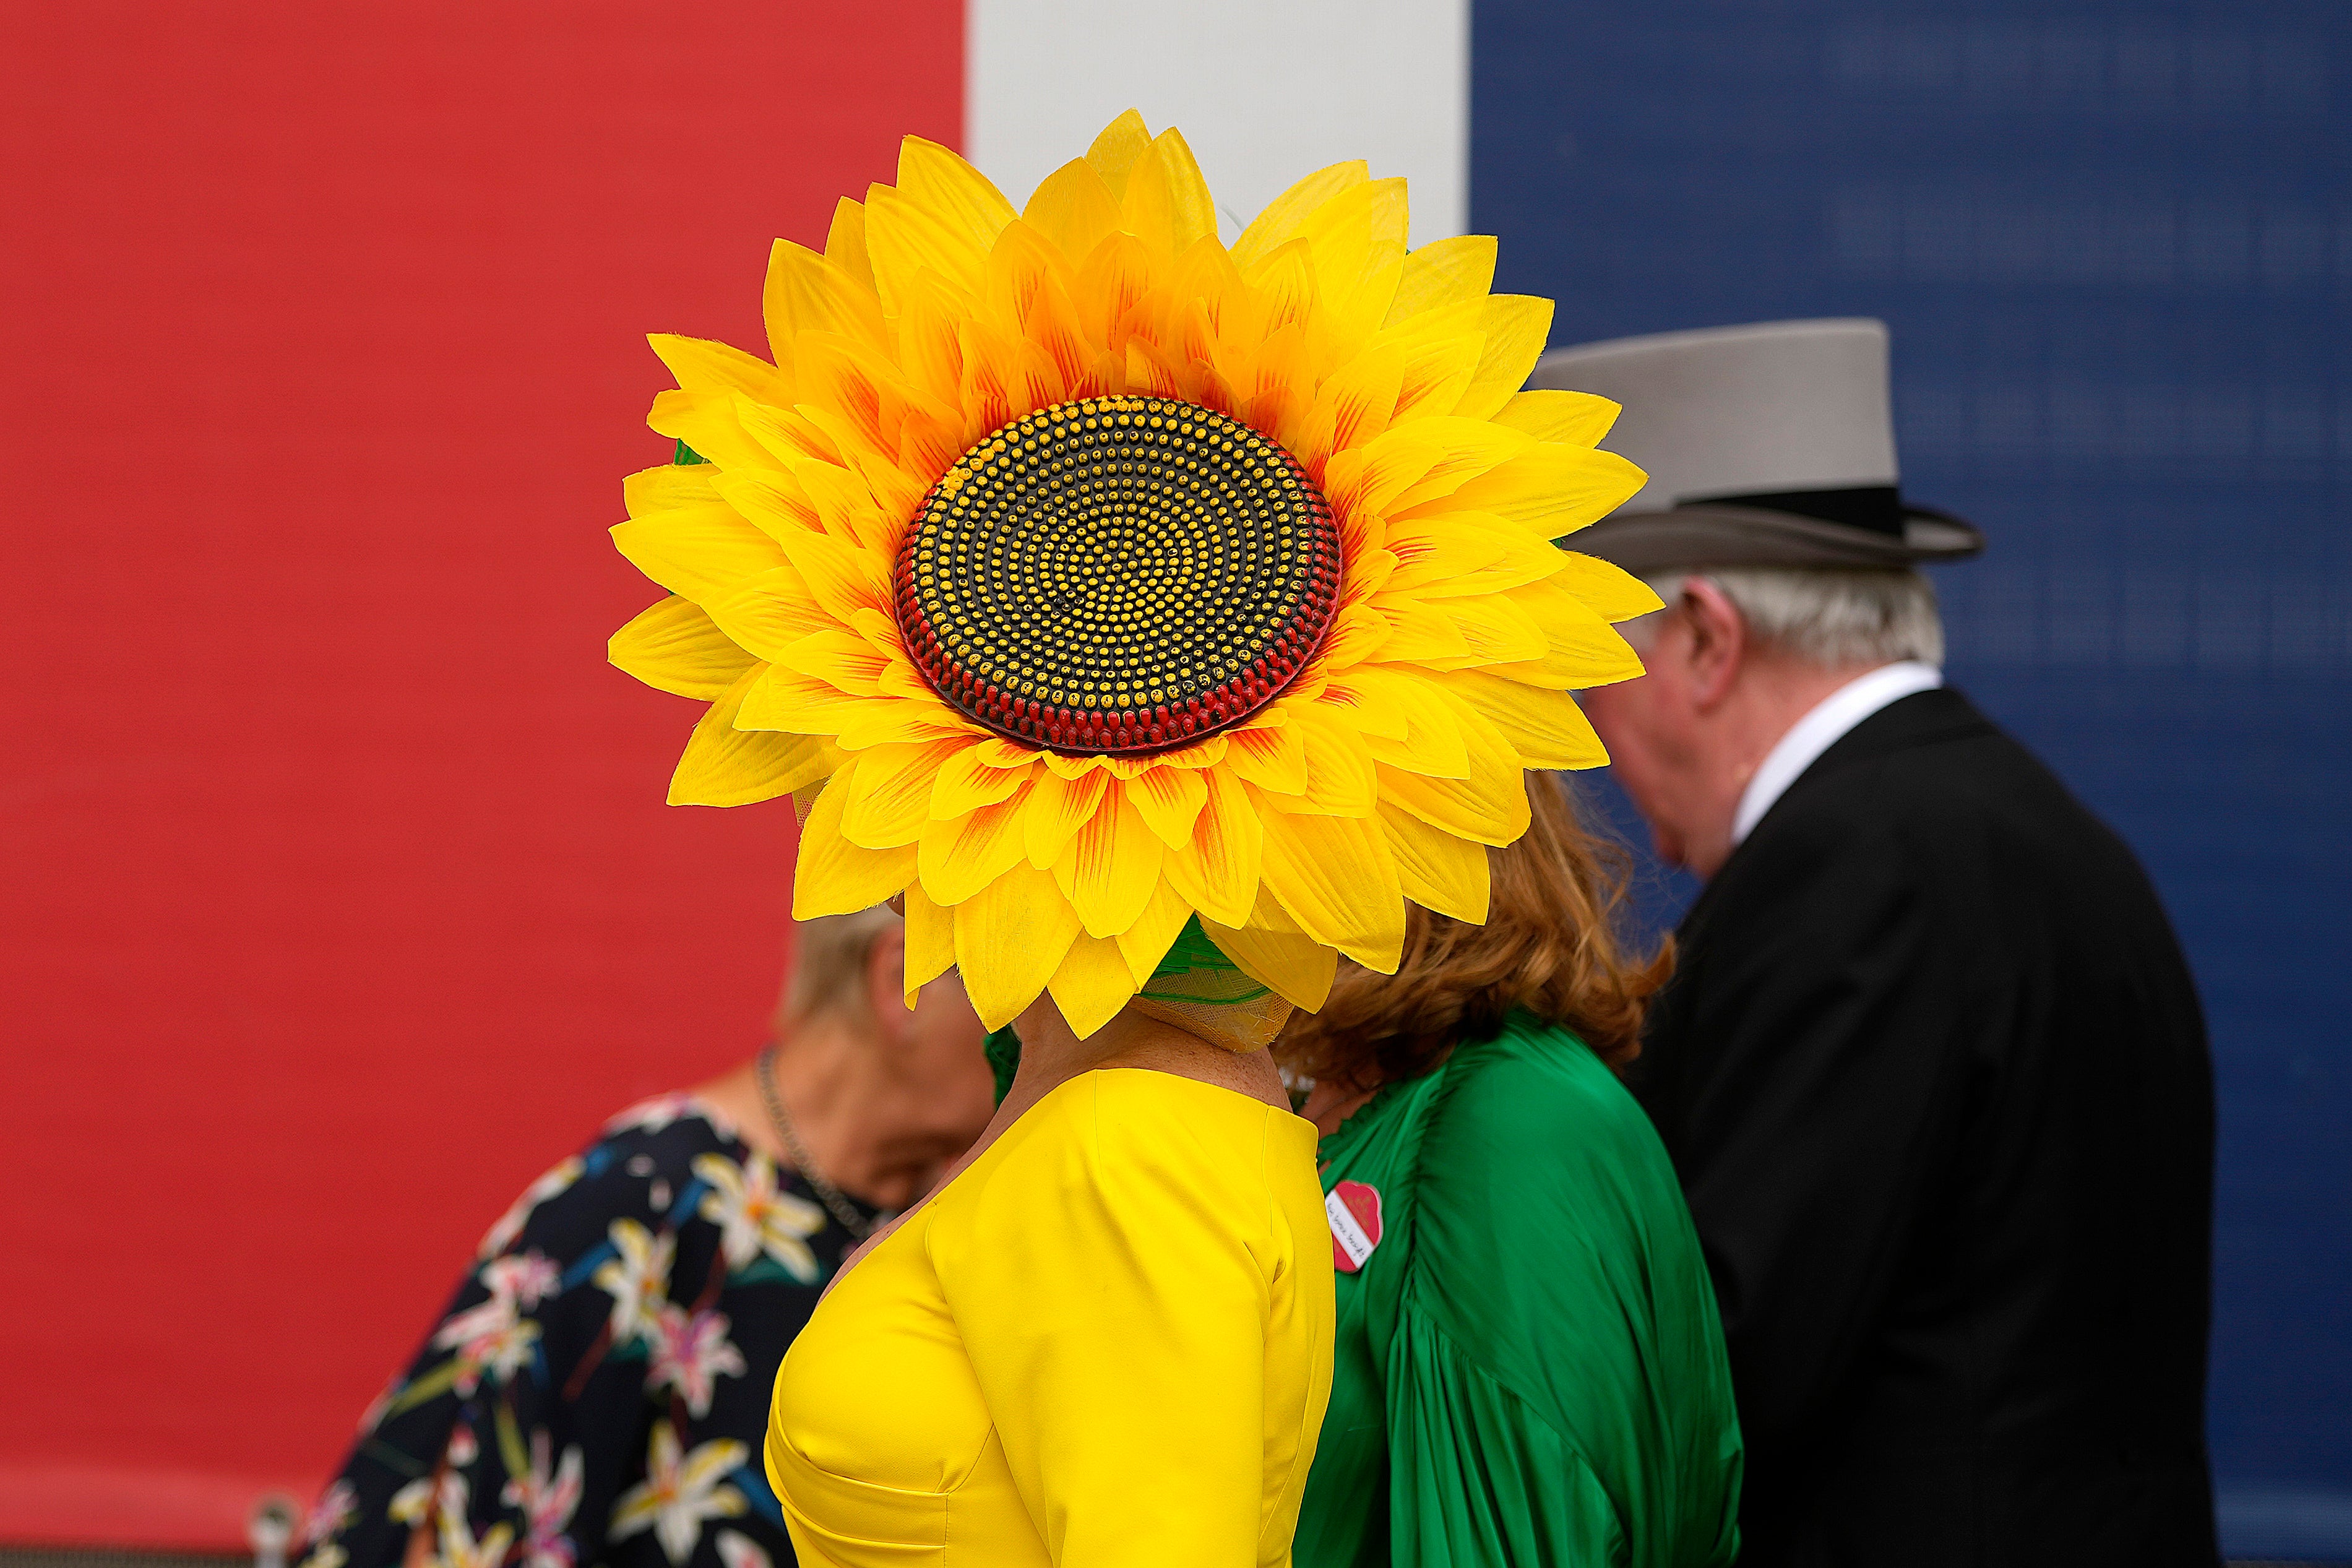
[1473,4,2351,1555]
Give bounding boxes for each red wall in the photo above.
[0,1,959,1547]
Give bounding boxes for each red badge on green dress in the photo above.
[1326,1180,1383,1273]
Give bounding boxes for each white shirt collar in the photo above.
[1731,661,1944,846]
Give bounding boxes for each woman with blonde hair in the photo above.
[1286,773,1744,1568]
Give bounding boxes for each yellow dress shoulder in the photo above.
[767,1068,1335,1567]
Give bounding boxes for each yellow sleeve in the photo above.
[931,1078,1279,1566]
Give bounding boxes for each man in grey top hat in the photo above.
[1540,320,2218,1566]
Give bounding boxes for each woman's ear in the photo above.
[864,925,911,1038]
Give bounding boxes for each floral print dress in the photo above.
[300,1094,873,1568]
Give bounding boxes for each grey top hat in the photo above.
[1529,318,1983,574]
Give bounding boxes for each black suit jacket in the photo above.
[1629,687,2218,1567]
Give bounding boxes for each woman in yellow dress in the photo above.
[598,107,1660,1565]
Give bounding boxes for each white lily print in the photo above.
[387,1477,433,1525]
[647,1302,749,1418]
[402,1470,514,1568]
[478,1157,585,1259]
[610,1422,747,1566]
[501,1429,585,1568]
[302,1479,356,1546]
[295,1546,347,1568]
[431,1291,542,1395]
[433,1507,515,1568]
[713,1530,774,1568]
[480,1249,561,1310]
[693,1152,825,1280]
[592,1219,674,1345]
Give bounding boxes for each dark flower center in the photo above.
[894,395,1342,754]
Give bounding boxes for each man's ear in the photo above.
[1678,578,1749,710]
[864,926,911,1036]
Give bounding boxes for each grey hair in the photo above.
[779,905,903,1025]
[1643,567,1944,668]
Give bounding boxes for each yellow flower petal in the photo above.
[1338,665,1470,778]
[1082,109,1153,200]
[772,622,889,694]
[841,739,966,849]
[902,879,954,1004]
[1372,597,1473,662]
[895,137,1019,257]
[794,770,916,918]
[622,461,723,520]
[733,395,850,467]
[1543,552,1666,622]
[1048,934,1140,1040]
[1295,178,1408,329]
[1121,129,1218,260]
[610,504,790,603]
[1124,766,1208,850]
[1303,346,1405,462]
[1390,335,1484,424]
[970,736,1040,770]
[648,334,792,407]
[611,596,756,700]
[1379,800,1491,923]
[769,524,890,627]
[1257,806,1403,971]
[954,863,1080,1030]
[1483,579,1648,687]
[864,184,987,318]
[1263,702,1377,817]
[1023,768,1110,868]
[1442,671,1611,769]
[763,240,887,363]
[697,567,834,663]
[918,780,1038,905]
[1225,723,1309,795]
[1455,296,1554,421]
[666,666,839,807]
[1022,158,1126,269]
[710,470,821,541]
[1199,896,1337,1010]
[1116,879,1196,985]
[1053,790,1163,939]
[1493,389,1620,447]
[1380,514,1517,597]
[648,390,786,475]
[734,663,871,734]
[824,197,875,292]
[1163,768,1263,927]
[1424,592,1549,667]
[1374,698,1530,846]
[1388,416,1536,510]
[1382,235,1498,327]
[1231,159,1369,271]
[1437,442,1648,535]
[931,746,1030,819]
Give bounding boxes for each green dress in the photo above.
[1293,1014,1743,1568]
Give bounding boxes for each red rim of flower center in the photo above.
[892,395,1342,756]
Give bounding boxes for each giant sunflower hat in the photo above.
[608,111,1658,1040]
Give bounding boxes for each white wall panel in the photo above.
[968,0,1469,244]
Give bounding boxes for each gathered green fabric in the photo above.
[1294,1014,1744,1568]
